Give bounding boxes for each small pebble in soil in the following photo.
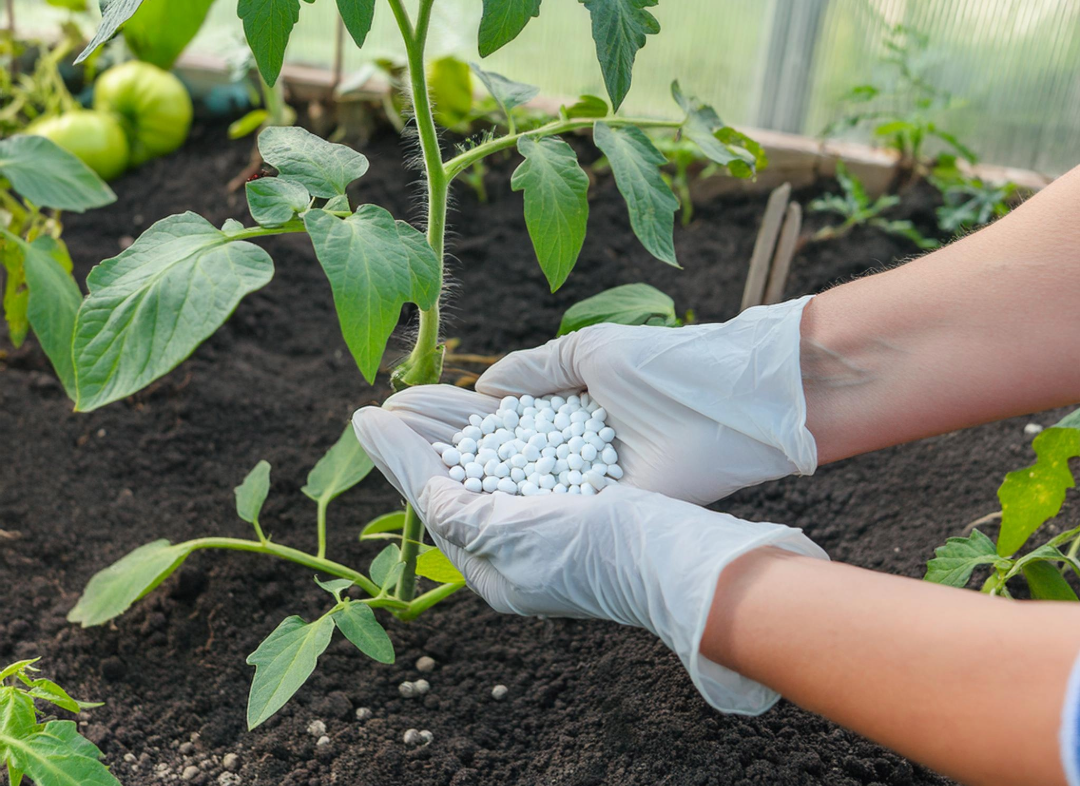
[398,681,417,698]
[222,753,240,772]
[1025,422,1044,436]
[491,685,508,701]
[355,707,372,721]
[217,774,241,786]
[420,730,434,744]
[414,679,430,695]
[415,656,436,672]
[316,735,330,747]
[436,392,620,496]
[182,764,202,781]
[403,729,423,746]
[307,720,327,737]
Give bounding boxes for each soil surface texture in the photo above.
[3,122,1074,786]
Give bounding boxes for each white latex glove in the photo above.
[352,405,828,715]
[385,296,818,506]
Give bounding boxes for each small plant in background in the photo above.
[56,0,766,730]
[808,161,937,248]
[0,658,121,786]
[925,411,1080,599]
[929,154,1017,233]
[824,23,975,175]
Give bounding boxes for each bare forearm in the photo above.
[702,547,1080,786]
[804,165,1080,464]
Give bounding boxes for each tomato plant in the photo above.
[0,658,121,786]
[924,410,1080,600]
[58,0,765,729]
[0,134,116,399]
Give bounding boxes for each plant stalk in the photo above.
[384,0,447,602]
[444,117,683,180]
[185,536,382,596]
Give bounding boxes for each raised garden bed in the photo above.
[3,121,1073,786]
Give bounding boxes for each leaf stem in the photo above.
[316,499,328,559]
[184,536,381,597]
[397,580,465,621]
[444,117,683,180]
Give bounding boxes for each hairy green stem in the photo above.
[185,536,382,597]
[316,499,328,559]
[395,505,424,602]
[444,117,683,180]
[396,580,466,621]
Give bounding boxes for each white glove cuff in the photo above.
[657,522,829,715]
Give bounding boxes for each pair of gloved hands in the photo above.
[354,295,828,714]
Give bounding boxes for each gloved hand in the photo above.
[353,405,828,714]
[383,295,818,506]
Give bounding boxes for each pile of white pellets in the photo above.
[434,393,621,496]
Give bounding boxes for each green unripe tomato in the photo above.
[28,110,131,181]
[94,61,193,166]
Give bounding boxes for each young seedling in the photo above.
[0,658,120,786]
[824,24,976,177]
[809,161,937,249]
[929,154,1017,233]
[924,410,1080,600]
[63,0,765,728]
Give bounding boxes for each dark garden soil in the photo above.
[2,121,1075,786]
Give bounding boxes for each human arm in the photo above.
[703,546,1080,786]
[803,163,1080,464]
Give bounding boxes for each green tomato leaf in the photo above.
[237,0,301,87]
[332,602,394,663]
[302,206,440,383]
[714,127,768,179]
[510,136,589,292]
[246,177,310,228]
[0,688,37,740]
[469,63,540,120]
[478,0,542,57]
[923,528,1006,588]
[0,136,115,212]
[0,660,41,684]
[414,548,465,584]
[1022,560,1078,601]
[563,94,609,119]
[0,233,80,400]
[2,721,120,786]
[122,0,216,70]
[235,460,271,526]
[72,212,274,411]
[313,576,354,601]
[22,679,98,715]
[245,615,335,729]
[360,511,406,540]
[997,427,1080,557]
[592,122,678,266]
[428,56,474,130]
[557,282,677,336]
[1055,408,1080,430]
[337,0,375,49]
[258,126,369,198]
[671,81,758,174]
[579,0,660,111]
[75,0,145,64]
[67,539,196,627]
[369,544,401,587]
[302,424,375,505]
